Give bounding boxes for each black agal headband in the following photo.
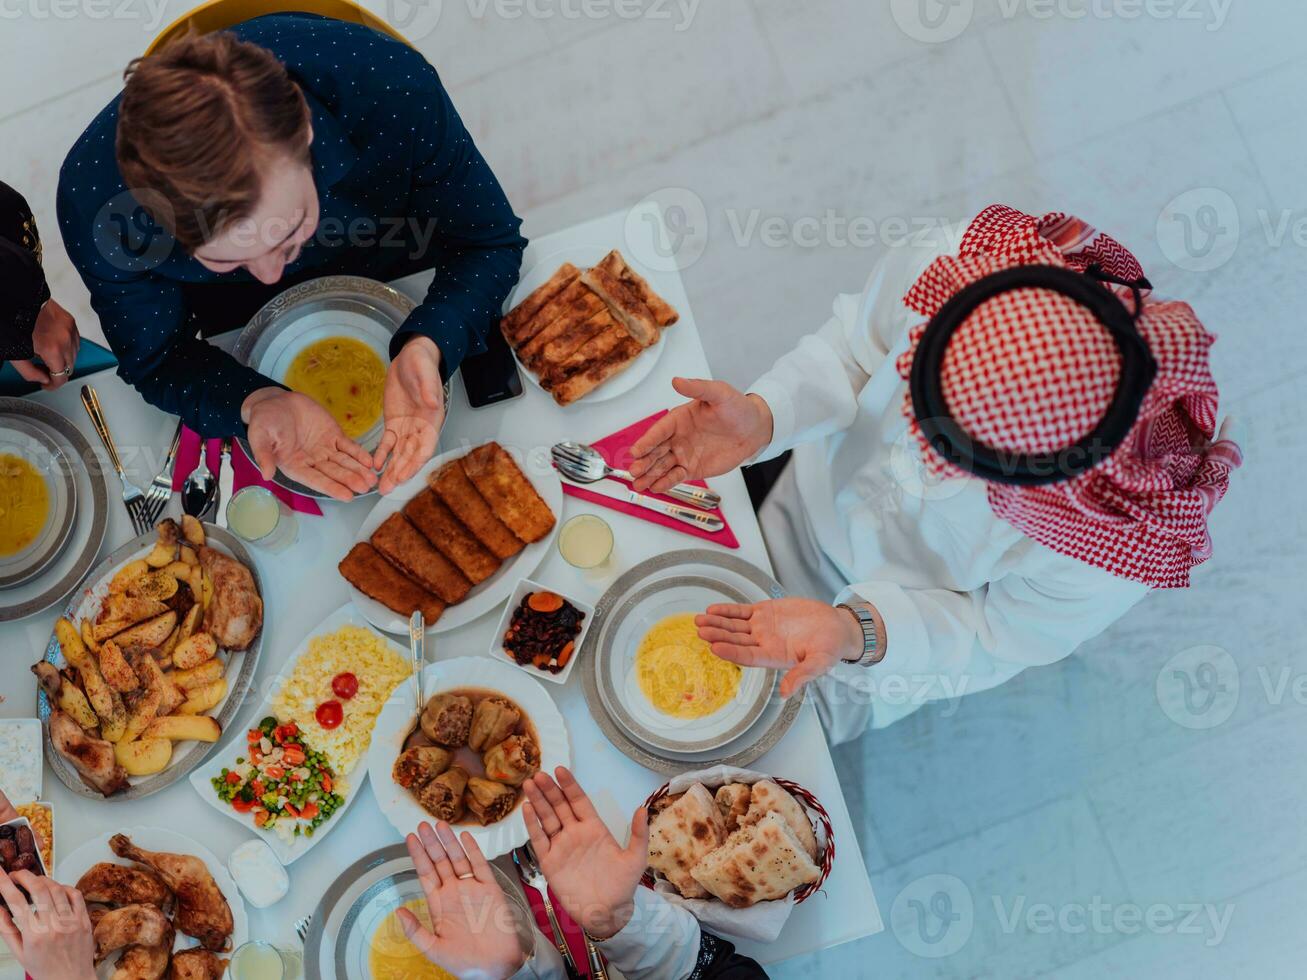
[908,264,1158,487]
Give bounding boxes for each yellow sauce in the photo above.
[283,336,385,439]
[369,899,455,980]
[636,613,741,719]
[0,453,48,557]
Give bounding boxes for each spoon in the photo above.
[182,441,217,519]
[409,611,426,709]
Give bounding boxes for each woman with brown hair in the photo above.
[57,13,526,498]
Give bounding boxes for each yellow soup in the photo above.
[283,336,386,439]
[369,899,455,980]
[0,453,49,557]
[636,613,741,719]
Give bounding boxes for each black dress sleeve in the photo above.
[0,181,51,361]
[690,933,769,979]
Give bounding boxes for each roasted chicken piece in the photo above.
[198,546,262,651]
[109,834,233,951]
[48,709,129,796]
[168,948,226,980]
[110,922,174,980]
[92,903,171,962]
[392,745,453,790]
[77,862,171,906]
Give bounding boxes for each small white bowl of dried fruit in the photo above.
[491,580,593,686]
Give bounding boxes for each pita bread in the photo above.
[690,811,821,908]
[741,780,819,860]
[646,784,726,899]
[715,783,751,833]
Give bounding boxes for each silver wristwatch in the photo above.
[837,601,884,667]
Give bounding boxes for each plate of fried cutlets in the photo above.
[339,442,561,635]
[501,248,680,406]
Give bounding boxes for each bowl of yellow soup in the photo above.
[0,418,76,589]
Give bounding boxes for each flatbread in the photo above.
[715,783,751,834]
[501,262,580,346]
[690,811,821,908]
[646,784,726,900]
[741,780,819,860]
[429,461,524,561]
[460,443,556,544]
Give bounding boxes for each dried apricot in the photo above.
[556,641,575,668]
[528,591,564,614]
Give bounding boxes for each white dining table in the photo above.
[0,208,881,973]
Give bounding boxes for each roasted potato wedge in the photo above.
[126,571,178,602]
[156,518,180,545]
[175,604,202,647]
[98,640,139,693]
[122,681,163,743]
[163,560,192,581]
[178,678,227,716]
[155,672,187,716]
[186,566,203,604]
[97,595,168,630]
[170,658,226,691]
[58,680,100,730]
[79,662,126,741]
[111,612,178,656]
[144,540,177,569]
[55,618,93,670]
[181,515,205,549]
[79,618,101,655]
[143,714,221,743]
[172,633,217,671]
[108,559,148,593]
[155,627,181,667]
[201,569,214,611]
[114,737,172,776]
[180,545,199,566]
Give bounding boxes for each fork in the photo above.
[81,384,152,535]
[513,846,582,978]
[552,442,721,511]
[142,420,182,526]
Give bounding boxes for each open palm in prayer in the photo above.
[375,335,446,495]
[245,388,377,501]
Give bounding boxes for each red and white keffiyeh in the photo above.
[896,205,1241,589]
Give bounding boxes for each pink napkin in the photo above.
[522,880,602,977]
[560,411,739,549]
[171,427,323,517]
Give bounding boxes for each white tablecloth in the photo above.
[0,209,881,971]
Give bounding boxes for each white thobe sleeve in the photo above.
[593,887,704,980]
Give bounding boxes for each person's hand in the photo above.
[12,299,80,390]
[628,378,773,493]
[244,388,377,501]
[522,767,649,940]
[0,869,95,980]
[397,821,525,980]
[696,598,869,698]
[374,336,445,495]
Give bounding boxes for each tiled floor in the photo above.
[3,1,1303,975]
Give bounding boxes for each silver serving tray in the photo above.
[36,524,264,801]
[0,398,108,623]
[582,549,804,774]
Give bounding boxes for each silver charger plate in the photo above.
[305,844,539,980]
[0,416,77,588]
[36,523,264,801]
[0,398,108,623]
[582,549,804,774]
[232,275,416,500]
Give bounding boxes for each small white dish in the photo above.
[228,838,289,909]
[0,718,43,802]
[489,578,594,687]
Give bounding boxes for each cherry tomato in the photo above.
[224,771,241,785]
[331,672,359,700]
[316,700,344,730]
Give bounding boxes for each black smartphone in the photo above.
[461,325,523,408]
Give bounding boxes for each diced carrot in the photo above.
[321,774,332,792]
[253,810,270,827]
[299,802,320,820]
[528,591,564,614]
[225,771,241,785]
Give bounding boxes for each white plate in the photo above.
[488,578,594,686]
[54,825,249,971]
[505,243,669,405]
[0,719,42,802]
[0,418,76,588]
[188,604,398,864]
[367,656,570,859]
[349,443,563,636]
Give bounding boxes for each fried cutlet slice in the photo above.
[429,462,524,560]
[582,265,659,346]
[371,513,473,605]
[500,263,581,347]
[461,443,556,543]
[516,283,606,369]
[339,543,445,623]
[535,307,620,372]
[594,250,679,327]
[403,490,501,585]
[547,334,644,406]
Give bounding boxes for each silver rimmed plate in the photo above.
[305,844,539,980]
[0,398,108,623]
[0,416,77,588]
[232,275,417,499]
[583,550,804,771]
[37,524,264,801]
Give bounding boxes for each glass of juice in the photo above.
[558,513,614,570]
[229,941,297,980]
[226,487,298,552]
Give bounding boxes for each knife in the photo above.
[215,438,235,529]
[559,474,725,533]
